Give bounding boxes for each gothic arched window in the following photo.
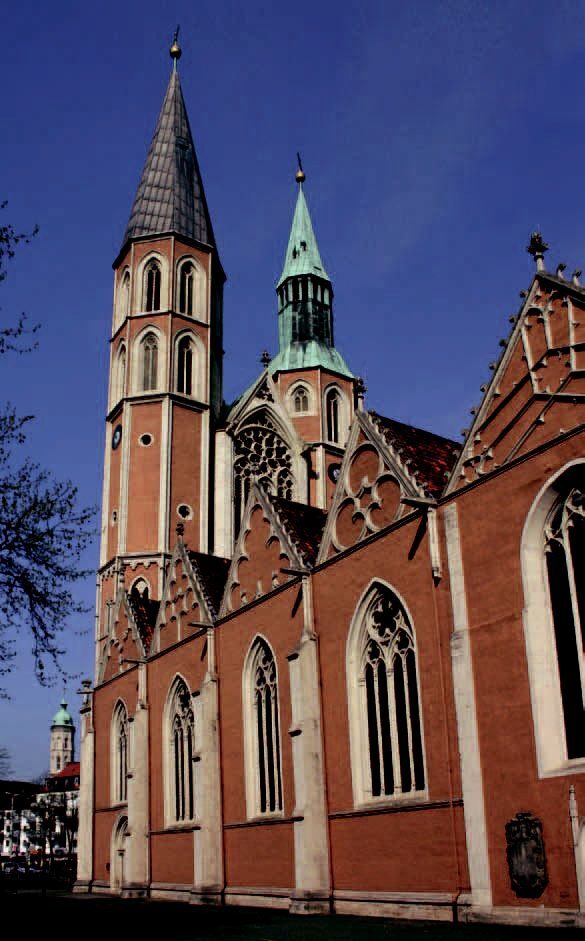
[522,465,585,774]
[177,336,193,395]
[144,260,161,312]
[167,678,195,823]
[142,333,158,391]
[325,388,340,443]
[233,412,294,537]
[179,262,194,315]
[293,386,309,413]
[118,270,130,322]
[112,701,128,804]
[243,638,283,816]
[113,344,126,404]
[544,487,585,759]
[347,583,425,803]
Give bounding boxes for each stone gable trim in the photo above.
[218,482,305,617]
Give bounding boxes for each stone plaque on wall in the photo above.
[505,812,548,899]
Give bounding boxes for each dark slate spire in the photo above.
[122,67,216,251]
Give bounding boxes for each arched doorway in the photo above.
[110,815,128,894]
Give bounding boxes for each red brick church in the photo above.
[75,37,585,927]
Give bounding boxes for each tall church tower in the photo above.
[50,698,75,774]
[98,37,224,626]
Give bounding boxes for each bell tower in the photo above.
[98,36,224,630]
[269,160,356,508]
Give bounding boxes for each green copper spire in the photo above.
[277,171,329,287]
[270,161,352,378]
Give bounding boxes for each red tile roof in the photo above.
[369,411,460,498]
[51,762,80,780]
[268,495,327,567]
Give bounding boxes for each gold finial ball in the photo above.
[295,168,306,184]
[170,38,182,60]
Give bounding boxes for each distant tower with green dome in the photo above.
[50,697,75,774]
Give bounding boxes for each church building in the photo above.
[76,37,585,926]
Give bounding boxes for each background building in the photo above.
[77,39,585,926]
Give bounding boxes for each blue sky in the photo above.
[2,0,585,778]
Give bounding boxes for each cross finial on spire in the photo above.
[296,152,305,185]
[170,25,182,70]
[260,350,271,368]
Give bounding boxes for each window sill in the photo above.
[224,814,298,829]
[538,758,585,779]
[153,822,200,835]
[329,793,461,820]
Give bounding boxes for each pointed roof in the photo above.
[122,68,216,251]
[277,184,329,287]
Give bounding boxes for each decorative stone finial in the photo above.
[526,232,549,272]
[295,152,306,185]
[170,26,182,67]
[176,520,185,539]
[260,350,271,368]
[355,376,366,410]
[556,262,566,279]
[572,269,582,287]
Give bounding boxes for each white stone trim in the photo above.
[444,503,492,908]
[126,664,149,889]
[224,887,291,909]
[75,702,95,888]
[199,407,210,552]
[118,401,132,554]
[287,578,331,901]
[213,430,233,558]
[158,397,172,553]
[333,889,457,922]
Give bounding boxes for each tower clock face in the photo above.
[112,424,122,450]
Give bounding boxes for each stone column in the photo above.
[191,627,224,905]
[124,663,149,896]
[74,682,95,893]
[288,575,331,914]
[444,503,492,911]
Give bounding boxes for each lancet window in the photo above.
[326,388,340,443]
[112,702,128,804]
[118,270,130,321]
[141,333,158,391]
[177,336,193,395]
[244,638,283,816]
[544,488,585,759]
[233,412,293,536]
[293,386,309,413]
[179,261,194,315]
[348,584,425,802]
[169,679,195,822]
[144,260,161,312]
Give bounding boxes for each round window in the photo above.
[139,433,153,447]
[177,504,192,520]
